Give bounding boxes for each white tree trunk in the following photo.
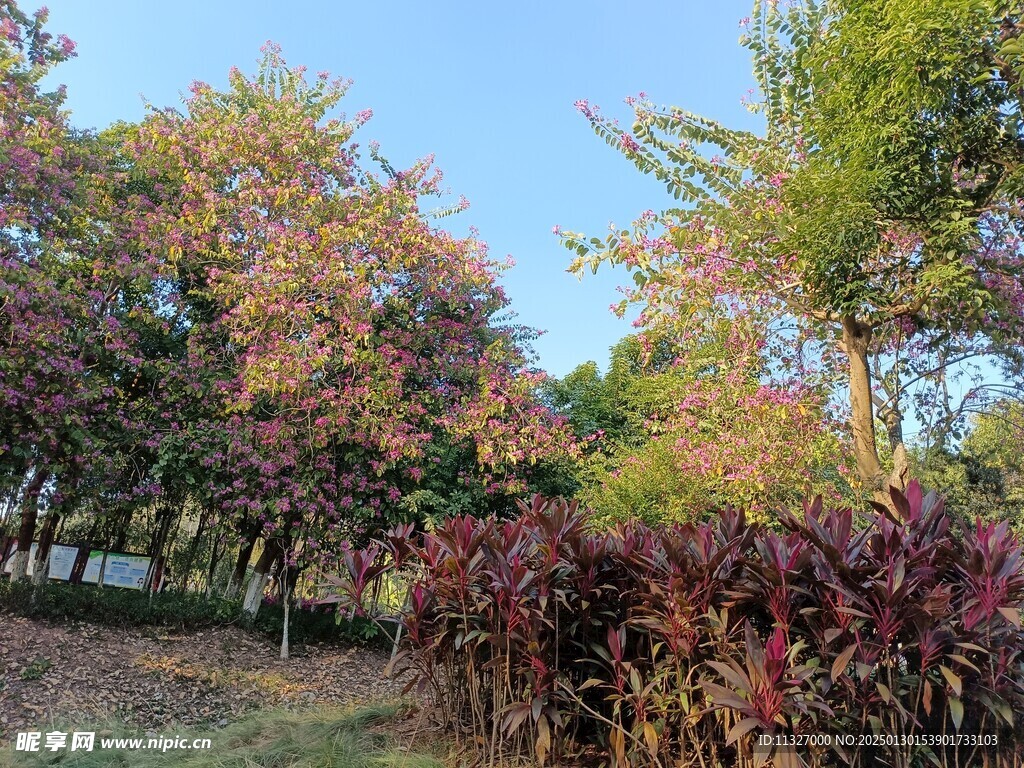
[30,550,49,586]
[242,568,271,617]
[280,592,290,660]
[8,550,28,582]
[224,574,242,599]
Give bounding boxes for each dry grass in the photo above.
[1,704,451,768]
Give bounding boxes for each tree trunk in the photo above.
[181,509,208,593]
[841,317,890,507]
[30,509,60,587]
[241,538,282,618]
[225,527,259,599]
[9,470,50,582]
[97,550,108,588]
[279,559,291,660]
[0,479,25,540]
[112,508,132,553]
[84,514,101,550]
[204,535,223,599]
[145,505,175,593]
[883,407,910,494]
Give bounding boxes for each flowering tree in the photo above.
[1,1,189,579]
[0,2,91,578]
[2,0,574,596]
[126,46,574,604]
[0,1,76,248]
[0,140,181,583]
[547,335,850,525]
[562,0,1024,509]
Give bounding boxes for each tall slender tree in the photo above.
[562,0,1024,509]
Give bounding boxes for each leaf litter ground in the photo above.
[0,613,410,740]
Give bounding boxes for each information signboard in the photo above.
[3,542,81,580]
[81,550,151,589]
[47,544,80,581]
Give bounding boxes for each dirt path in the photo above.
[0,613,409,738]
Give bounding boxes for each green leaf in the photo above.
[949,698,964,731]
[875,681,891,704]
[938,665,962,697]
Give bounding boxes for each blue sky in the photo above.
[37,1,758,378]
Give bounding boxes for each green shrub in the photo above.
[19,657,52,680]
[0,581,390,649]
[253,602,391,648]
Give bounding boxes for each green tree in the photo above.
[927,400,1024,530]
[546,336,850,526]
[562,0,1024,511]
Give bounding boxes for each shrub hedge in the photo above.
[0,580,388,648]
[328,483,1024,767]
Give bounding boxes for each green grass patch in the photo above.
[2,704,444,768]
[17,658,52,682]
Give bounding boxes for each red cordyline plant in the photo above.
[325,482,1024,767]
